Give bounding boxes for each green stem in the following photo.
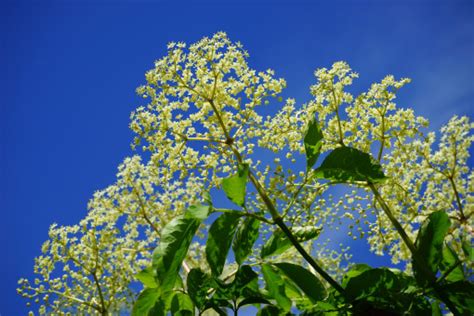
[92,271,107,316]
[207,96,346,297]
[448,176,466,222]
[274,217,346,295]
[368,183,459,314]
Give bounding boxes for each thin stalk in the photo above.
[368,183,417,255]
[92,271,107,316]
[207,97,346,297]
[436,260,462,284]
[377,113,386,161]
[448,176,466,222]
[274,217,346,295]
[331,88,345,146]
[368,183,459,314]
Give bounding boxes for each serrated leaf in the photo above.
[206,212,242,276]
[135,266,158,288]
[292,226,321,241]
[314,146,387,183]
[257,305,286,316]
[169,292,194,315]
[261,264,292,312]
[261,226,320,258]
[185,204,211,220]
[132,288,161,316]
[413,211,450,285]
[274,262,326,303]
[261,229,291,258]
[222,163,249,207]
[153,216,201,292]
[214,265,260,302]
[304,119,324,169]
[344,268,400,302]
[462,239,473,262]
[232,217,260,265]
[237,296,271,309]
[187,268,214,311]
[341,264,372,288]
[440,244,464,282]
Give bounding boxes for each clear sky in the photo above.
[1,0,473,315]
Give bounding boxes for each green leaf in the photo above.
[237,296,271,309]
[304,119,324,169]
[135,266,158,289]
[153,216,201,292]
[292,226,321,242]
[439,244,464,282]
[341,264,372,288]
[438,281,474,315]
[202,190,213,206]
[274,262,326,303]
[185,204,211,220]
[147,298,165,316]
[314,146,387,183]
[214,265,261,302]
[132,288,161,316]
[256,305,285,316]
[169,292,194,315]
[261,263,292,312]
[261,226,320,258]
[344,268,400,302]
[222,163,249,207]
[431,301,442,316]
[187,268,214,311]
[232,217,260,265]
[413,211,450,285]
[462,239,473,262]
[206,212,242,276]
[261,229,291,258]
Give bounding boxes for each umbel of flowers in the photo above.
[18,32,473,315]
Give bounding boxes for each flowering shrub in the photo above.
[18,33,473,315]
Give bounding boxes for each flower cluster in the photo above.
[18,33,472,314]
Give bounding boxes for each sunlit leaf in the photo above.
[261,263,292,311]
[413,211,450,285]
[274,262,326,303]
[206,212,242,276]
[222,163,249,207]
[232,217,260,265]
[315,146,387,183]
[153,216,201,292]
[304,119,323,169]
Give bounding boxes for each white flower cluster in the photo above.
[18,33,473,314]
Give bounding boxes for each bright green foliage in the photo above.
[135,266,158,289]
[169,292,194,315]
[261,264,293,312]
[132,288,161,316]
[222,164,249,207]
[440,244,465,282]
[185,204,212,220]
[273,262,326,303]
[261,226,320,258]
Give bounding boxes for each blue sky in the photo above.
[1,1,473,315]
